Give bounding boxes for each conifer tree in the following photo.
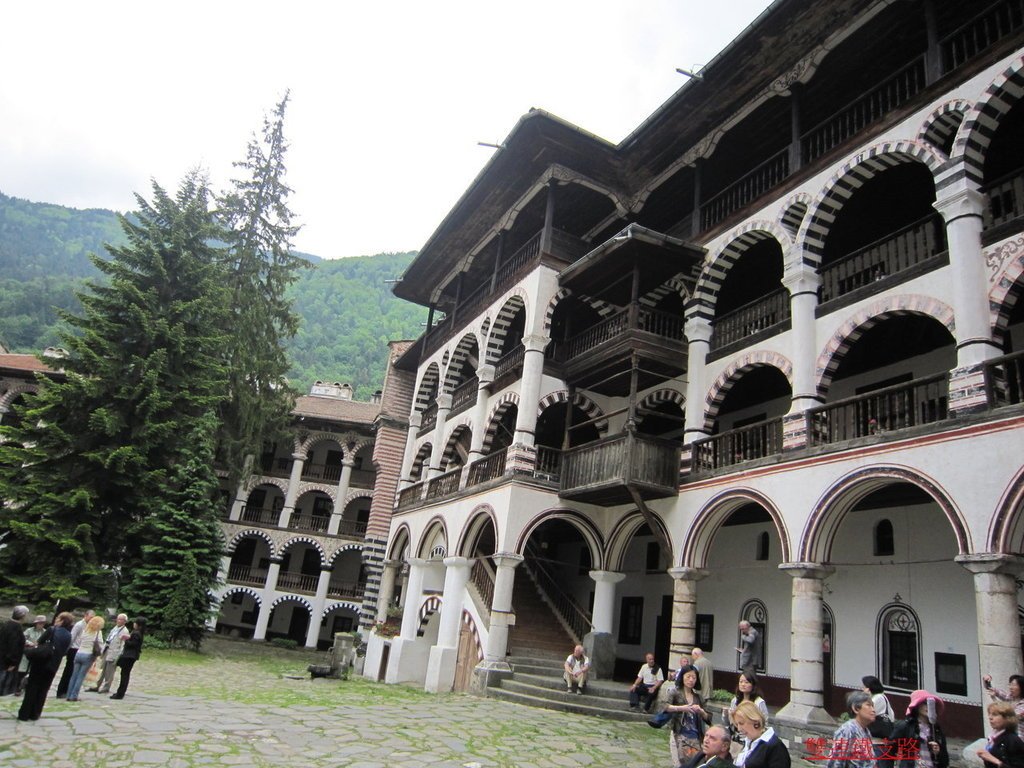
[216,92,310,486]
[0,173,229,607]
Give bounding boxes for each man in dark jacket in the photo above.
[681,725,734,768]
[0,605,29,695]
[19,611,73,721]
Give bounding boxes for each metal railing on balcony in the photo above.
[302,463,342,483]
[710,289,791,352]
[941,0,1024,74]
[523,543,591,643]
[984,349,1024,407]
[470,559,495,614]
[290,514,329,533]
[802,56,926,164]
[807,373,950,445]
[276,572,319,594]
[466,448,508,487]
[336,519,369,539]
[418,402,438,436]
[984,167,1024,229]
[326,582,366,600]
[449,376,479,417]
[227,564,266,587]
[241,505,280,526]
[535,446,562,482]
[701,148,790,231]
[425,467,462,500]
[396,482,426,511]
[691,418,784,473]
[818,214,945,304]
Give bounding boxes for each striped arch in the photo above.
[439,423,472,470]
[542,289,616,335]
[414,363,441,413]
[779,192,813,240]
[951,53,1024,187]
[680,488,792,569]
[0,383,38,412]
[461,610,485,663]
[269,595,313,614]
[988,236,1024,340]
[443,332,481,394]
[218,587,263,609]
[485,292,529,364]
[639,273,693,309]
[243,476,288,496]
[279,536,327,565]
[800,465,970,562]
[410,442,432,481]
[416,516,449,560]
[638,387,686,412]
[606,510,673,572]
[797,141,947,266]
[456,504,499,557]
[296,485,337,504]
[692,222,789,319]
[387,524,412,561]
[327,542,363,568]
[226,528,276,557]
[813,295,956,399]
[989,465,1024,553]
[536,390,609,434]
[703,351,794,431]
[514,508,606,570]
[481,393,519,452]
[300,431,349,455]
[343,489,374,509]
[416,596,443,637]
[322,601,361,619]
[918,99,973,156]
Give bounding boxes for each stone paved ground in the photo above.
[0,637,667,768]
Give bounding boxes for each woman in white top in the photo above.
[727,671,769,737]
[863,675,894,737]
[66,615,104,701]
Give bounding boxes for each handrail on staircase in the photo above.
[469,558,496,621]
[522,542,593,643]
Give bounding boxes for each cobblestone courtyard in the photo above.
[0,637,665,768]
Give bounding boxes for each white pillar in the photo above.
[957,554,1024,733]
[589,570,626,634]
[306,567,332,649]
[375,560,402,623]
[253,558,282,641]
[483,553,524,664]
[782,261,822,412]
[219,555,232,582]
[328,457,356,534]
[667,567,708,662]
[683,318,712,444]
[427,394,453,478]
[228,481,247,522]
[467,365,495,463]
[425,556,474,692]
[512,335,550,446]
[399,411,422,488]
[933,185,1001,367]
[398,558,428,641]
[279,452,306,528]
[775,563,836,728]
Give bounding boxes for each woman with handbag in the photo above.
[864,675,895,739]
[664,665,713,766]
[65,615,104,701]
[18,612,73,721]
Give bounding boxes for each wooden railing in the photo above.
[984,167,1024,229]
[535,446,562,481]
[227,564,266,587]
[426,468,462,500]
[302,463,343,483]
[802,56,926,163]
[276,572,319,594]
[691,418,784,473]
[449,376,479,416]
[327,582,365,600]
[259,456,293,476]
[941,0,1024,74]
[807,373,950,445]
[639,307,686,341]
[466,448,507,487]
[523,543,591,643]
[560,306,684,362]
[701,148,790,231]
[493,346,525,390]
[241,505,280,526]
[396,482,425,511]
[710,288,791,351]
[470,559,495,613]
[819,214,945,304]
[560,432,679,494]
[337,520,368,539]
[984,349,1024,407]
[290,514,329,533]
[418,402,438,436]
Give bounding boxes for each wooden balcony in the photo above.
[940,0,1024,74]
[425,467,462,501]
[449,376,479,418]
[326,582,366,600]
[818,214,946,308]
[492,347,524,391]
[241,505,280,526]
[466,448,507,488]
[984,349,1024,408]
[276,572,319,594]
[534,446,562,482]
[710,288,791,354]
[691,418,784,474]
[290,514,329,533]
[302,463,342,483]
[227,564,266,587]
[701,148,790,232]
[417,402,438,436]
[396,482,426,511]
[984,167,1024,231]
[336,520,368,539]
[559,432,680,505]
[807,373,950,445]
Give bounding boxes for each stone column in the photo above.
[957,554,1024,733]
[667,567,708,663]
[427,394,453,478]
[253,558,282,641]
[228,481,248,522]
[588,570,626,679]
[328,457,356,535]
[306,566,333,648]
[425,556,474,692]
[472,553,524,694]
[219,555,232,582]
[683,318,712,445]
[775,563,836,728]
[399,411,422,488]
[279,452,307,528]
[467,365,495,464]
[783,261,822,413]
[512,335,550,447]
[375,559,402,623]
[398,558,428,641]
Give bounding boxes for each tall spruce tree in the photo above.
[0,173,229,608]
[216,92,309,487]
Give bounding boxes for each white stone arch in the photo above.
[605,510,673,573]
[416,517,449,560]
[692,221,790,319]
[226,529,277,558]
[279,536,327,566]
[269,595,313,614]
[295,485,338,504]
[327,542,364,568]
[217,586,263,609]
[300,430,349,455]
[243,476,289,496]
[322,601,361,619]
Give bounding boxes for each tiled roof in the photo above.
[293,395,380,425]
[0,354,55,374]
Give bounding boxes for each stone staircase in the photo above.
[506,568,575,656]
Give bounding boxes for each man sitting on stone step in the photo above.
[563,644,590,695]
[680,724,734,768]
[628,652,664,712]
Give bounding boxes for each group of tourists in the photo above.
[0,605,145,722]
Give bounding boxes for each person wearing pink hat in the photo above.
[890,690,949,768]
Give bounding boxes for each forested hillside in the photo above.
[0,193,425,397]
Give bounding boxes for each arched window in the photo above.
[739,599,767,673]
[756,531,770,561]
[878,604,920,691]
[874,519,895,556]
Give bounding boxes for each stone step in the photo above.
[508,671,634,699]
[486,685,651,722]
[507,654,565,670]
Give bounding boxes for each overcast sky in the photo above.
[2,1,773,259]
